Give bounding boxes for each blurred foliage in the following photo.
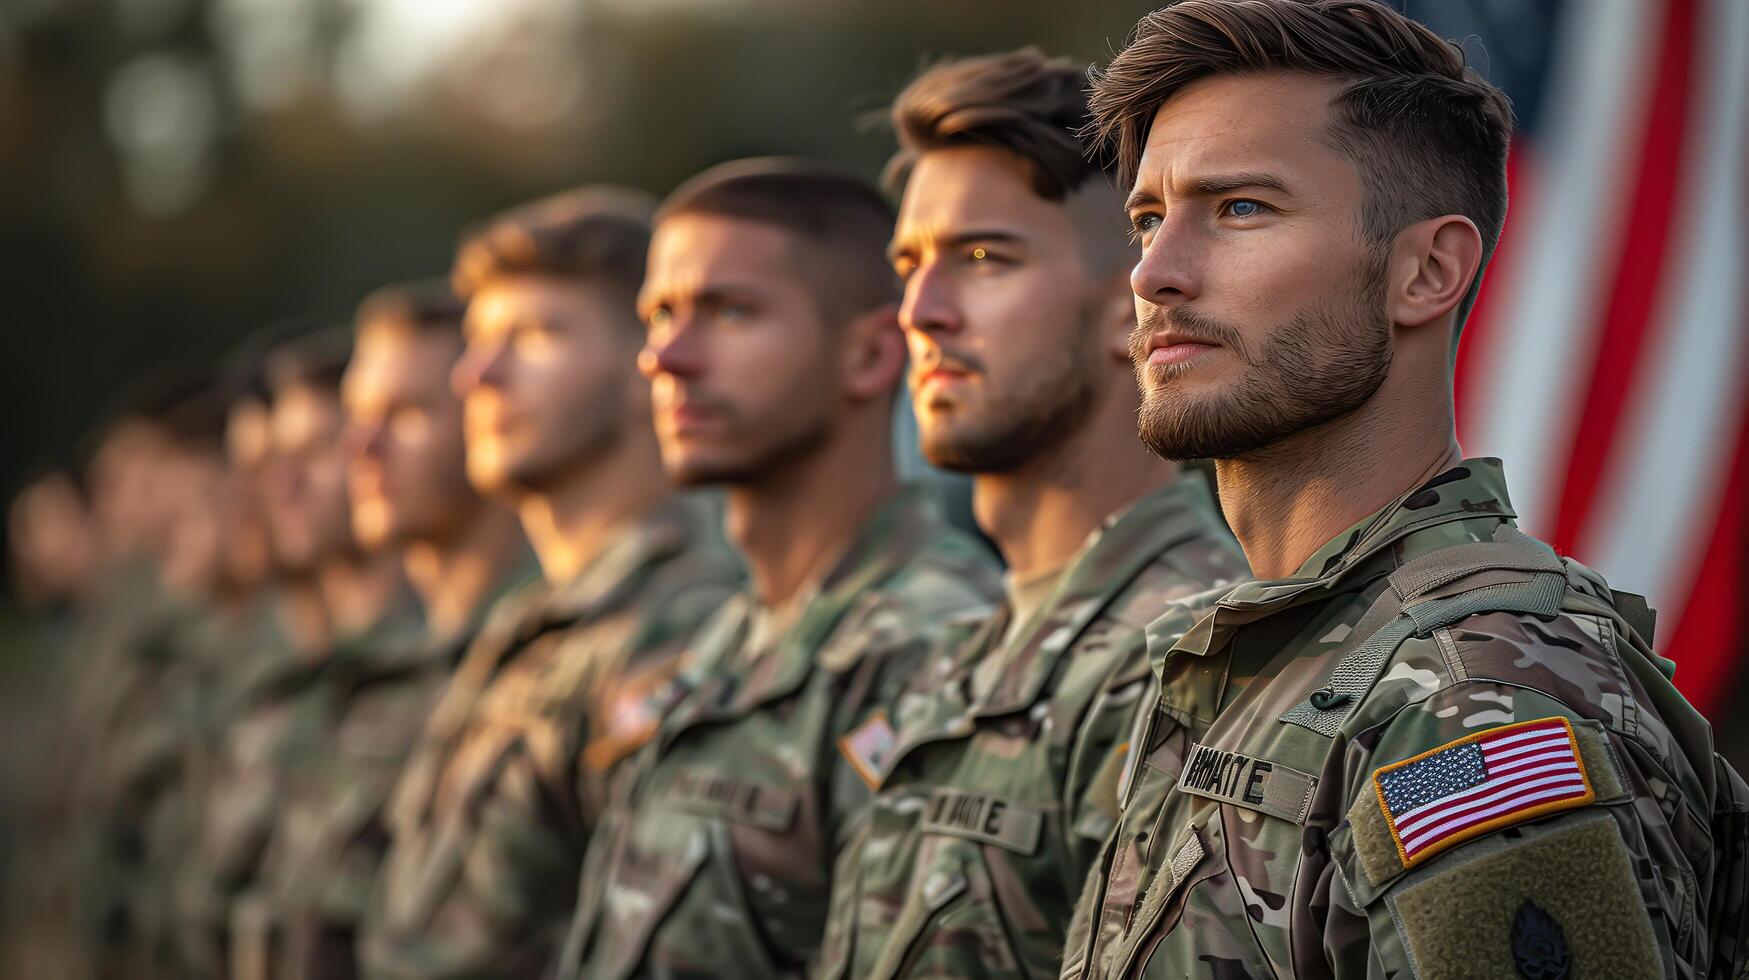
[0,0,1164,518]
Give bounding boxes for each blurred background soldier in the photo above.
[65,371,249,979]
[557,159,1000,980]
[819,49,1248,979]
[235,282,533,980]
[176,327,416,977]
[0,464,96,975]
[360,187,740,979]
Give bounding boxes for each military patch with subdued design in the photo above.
[838,709,897,789]
[1373,716,1594,869]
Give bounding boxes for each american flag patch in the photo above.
[1373,716,1595,869]
[838,710,898,790]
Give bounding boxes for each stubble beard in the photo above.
[1130,256,1393,462]
[918,311,1101,474]
[668,412,832,488]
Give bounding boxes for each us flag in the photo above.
[1376,717,1594,867]
[1394,0,1749,716]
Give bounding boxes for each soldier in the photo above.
[358,188,741,979]
[555,159,1002,980]
[238,282,534,979]
[178,328,414,977]
[816,49,1249,980]
[69,375,251,979]
[6,466,97,612]
[1061,2,1749,978]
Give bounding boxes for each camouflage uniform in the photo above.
[358,498,739,979]
[816,476,1247,979]
[69,568,246,977]
[233,567,542,980]
[252,564,535,980]
[177,600,417,978]
[1061,458,1749,980]
[557,486,1002,980]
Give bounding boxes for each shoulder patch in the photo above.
[1372,716,1595,870]
[838,709,897,790]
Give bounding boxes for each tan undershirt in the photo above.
[997,562,1070,652]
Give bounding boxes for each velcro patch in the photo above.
[1373,716,1594,870]
[1176,742,1319,824]
[668,769,799,833]
[920,788,1043,855]
[838,710,897,790]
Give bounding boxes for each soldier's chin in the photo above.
[664,453,757,488]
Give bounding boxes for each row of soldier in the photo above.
[8,3,1746,978]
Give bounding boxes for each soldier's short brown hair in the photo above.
[452,186,657,308]
[885,47,1109,200]
[1091,0,1513,320]
[657,158,898,326]
[356,278,466,338]
[265,326,352,396]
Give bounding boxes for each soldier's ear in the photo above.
[1389,215,1482,331]
[840,303,906,404]
[1096,269,1138,362]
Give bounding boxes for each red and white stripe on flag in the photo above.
[1373,717,1596,870]
[1454,0,1749,714]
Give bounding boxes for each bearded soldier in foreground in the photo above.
[817,49,1247,980]
[1061,2,1749,978]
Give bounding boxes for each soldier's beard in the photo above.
[669,415,832,488]
[917,311,1100,474]
[1130,259,1393,462]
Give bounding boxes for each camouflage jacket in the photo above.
[176,599,418,977]
[358,499,740,980]
[69,572,232,976]
[557,486,1002,980]
[817,477,1247,979]
[253,563,536,980]
[235,567,540,980]
[1061,458,1749,980]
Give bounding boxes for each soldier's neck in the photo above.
[1215,384,1460,581]
[974,413,1179,581]
[519,432,668,586]
[319,548,406,639]
[404,500,525,645]
[725,428,897,610]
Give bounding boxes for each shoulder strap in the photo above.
[1609,589,1659,649]
[1280,533,1566,736]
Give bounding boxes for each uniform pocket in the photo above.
[592,825,709,980]
[872,833,1048,980]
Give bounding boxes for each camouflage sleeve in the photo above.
[1322,672,1699,979]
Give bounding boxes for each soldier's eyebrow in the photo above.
[1189,171,1291,197]
[1124,187,1164,213]
[887,229,1027,263]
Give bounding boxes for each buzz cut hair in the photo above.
[885,46,1110,200]
[1090,0,1514,327]
[452,186,657,312]
[656,157,899,326]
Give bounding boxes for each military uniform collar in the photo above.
[535,498,703,628]
[967,473,1225,716]
[1160,457,1517,664]
[681,484,943,720]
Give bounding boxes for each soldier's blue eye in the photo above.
[1228,200,1263,218]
